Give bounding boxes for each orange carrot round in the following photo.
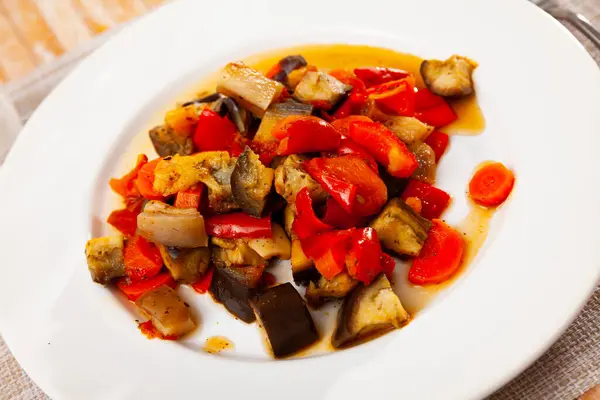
[469,162,515,207]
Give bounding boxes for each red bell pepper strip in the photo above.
[367,78,416,116]
[123,236,163,282]
[230,134,249,157]
[354,67,410,88]
[205,213,272,239]
[401,179,451,220]
[136,158,164,200]
[174,184,204,209]
[380,253,396,280]
[347,121,418,178]
[327,70,369,119]
[292,187,333,239]
[301,230,353,280]
[191,268,214,294]
[414,87,446,111]
[117,273,175,301]
[249,140,278,166]
[321,197,366,229]
[331,115,372,136]
[304,155,387,216]
[110,154,147,199]
[329,69,367,92]
[408,219,464,285]
[346,228,383,285]
[107,206,141,237]
[265,63,282,79]
[323,137,378,172]
[193,108,238,152]
[415,103,457,127]
[272,116,341,155]
[424,131,450,162]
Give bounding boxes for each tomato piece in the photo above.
[123,236,163,282]
[304,155,387,216]
[193,108,238,152]
[401,179,451,220]
[408,219,464,285]
[117,273,175,301]
[468,162,515,207]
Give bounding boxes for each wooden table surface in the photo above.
[0,0,166,83]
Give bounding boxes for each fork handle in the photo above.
[564,10,600,50]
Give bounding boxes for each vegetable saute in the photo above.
[85,48,514,358]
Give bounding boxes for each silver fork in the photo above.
[531,0,600,49]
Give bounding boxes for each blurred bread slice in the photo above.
[0,10,37,80]
[101,0,147,23]
[33,0,92,51]
[2,0,63,63]
[72,0,116,34]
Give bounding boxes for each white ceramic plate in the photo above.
[1,0,599,398]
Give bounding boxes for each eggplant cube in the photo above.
[252,283,319,358]
[210,264,265,323]
[85,236,126,285]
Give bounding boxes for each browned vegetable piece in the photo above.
[85,236,126,284]
[409,141,437,184]
[149,125,194,157]
[383,116,433,145]
[291,239,318,284]
[158,245,210,283]
[274,155,328,203]
[305,272,359,308]
[420,55,477,97]
[153,152,238,213]
[254,101,313,142]
[293,71,350,109]
[217,62,285,117]
[211,237,266,268]
[252,283,319,358]
[210,263,266,323]
[247,223,291,260]
[136,285,196,337]
[370,198,432,256]
[332,274,409,349]
[137,200,208,248]
[231,147,274,217]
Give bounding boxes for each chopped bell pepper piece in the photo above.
[191,268,214,294]
[174,184,204,209]
[424,131,450,162]
[272,116,341,155]
[354,67,410,88]
[123,236,163,283]
[346,228,383,285]
[367,78,416,116]
[136,158,165,201]
[117,273,176,301]
[205,212,272,239]
[292,187,333,239]
[415,102,457,127]
[321,197,366,229]
[301,230,353,280]
[193,108,238,152]
[401,179,451,220]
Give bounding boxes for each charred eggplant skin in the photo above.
[252,283,319,358]
[231,147,274,217]
[149,125,194,157]
[210,265,259,323]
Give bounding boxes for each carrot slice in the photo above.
[468,162,515,207]
[408,219,464,285]
[123,236,163,282]
[136,158,164,200]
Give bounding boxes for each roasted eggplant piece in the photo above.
[383,116,434,145]
[231,147,274,217]
[210,263,266,323]
[211,237,266,267]
[252,283,319,358]
[332,274,409,348]
[217,62,285,117]
[136,285,196,337]
[85,236,126,284]
[149,125,194,157]
[158,245,210,283]
[291,239,318,284]
[153,152,238,212]
[211,95,250,134]
[305,272,359,308]
[274,155,328,203]
[137,200,208,248]
[378,167,409,199]
[409,141,437,184]
[254,101,313,142]
[247,223,291,260]
[370,198,432,256]
[293,71,350,110]
[181,92,222,107]
[271,55,308,85]
[421,55,477,97]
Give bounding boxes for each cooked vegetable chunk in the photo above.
[252,283,319,358]
[85,236,126,284]
[217,62,285,117]
[293,71,349,109]
[274,155,328,203]
[153,152,238,212]
[409,141,437,184]
[421,55,476,97]
[158,245,210,283]
[137,201,208,248]
[136,285,196,337]
[211,237,266,267]
[383,116,434,145]
[255,101,313,142]
[305,272,359,308]
[149,125,194,157]
[210,263,265,323]
[247,223,291,260]
[231,147,274,217]
[333,274,409,348]
[369,198,432,256]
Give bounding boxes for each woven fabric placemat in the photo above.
[0,2,599,399]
